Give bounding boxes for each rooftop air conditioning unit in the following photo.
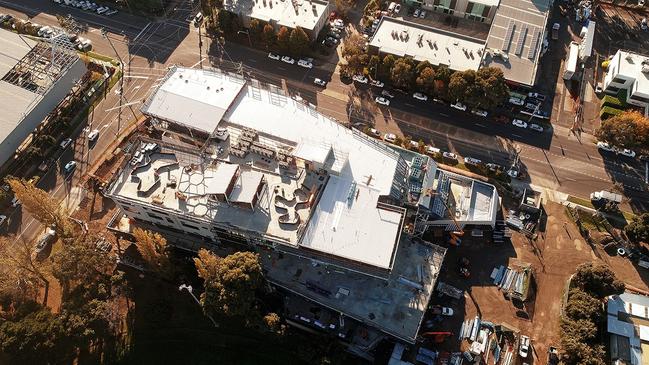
[642,64,649,73]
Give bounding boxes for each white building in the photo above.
[225,0,332,39]
[106,66,500,343]
[607,292,649,365]
[418,0,499,24]
[0,29,87,168]
[603,50,649,108]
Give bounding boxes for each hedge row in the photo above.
[600,106,623,120]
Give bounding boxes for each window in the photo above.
[181,222,201,231]
[147,213,165,221]
[612,77,627,84]
[606,85,620,92]
[630,94,649,103]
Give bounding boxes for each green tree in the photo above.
[448,70,470,102]
[341,33,368,77]
[133,228,173,279]
[367,55,381,78]
[0,236,51,304]
[434,65,453,97]
[249,19,263,41]
[0,305,70,364]
[263,312,286,335]
[335,0,353,18]
[194,249,264,322]
[416,60,432,75]
[363,0,380,16]
[572,262,624,298]
[476,67,509,109]
[216,9,238,33]
[595,111,649,151]
[276,26,291,53]
[416,66,436,95]
[261,24,276,49]
[625,213,649,243]
[565,289,603,323]
[289,26,310,57]
[560,317,606,365]
[390,57,415,89]
[379,54,396,79]
[7,178,74,239]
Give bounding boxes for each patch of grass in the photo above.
[567,195,595,209]
[85,51,121,67]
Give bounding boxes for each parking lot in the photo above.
[422,199,649,363]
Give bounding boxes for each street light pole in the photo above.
[179,284,219,328]
[101,29,124,136]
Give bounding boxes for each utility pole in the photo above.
[101,29,124,136]
[179,284,218,328]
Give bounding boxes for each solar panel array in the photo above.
[501,19,515,52]
[527,28,541,59]
[515,25,527,56]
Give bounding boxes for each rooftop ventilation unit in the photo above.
[642,64,649,73]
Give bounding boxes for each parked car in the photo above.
[414,8,420,17]
[450,102,467,111]
[597,141,615,152]
[268,52,280,60]
[332,18,344,29]
[370,80,384,88]
[325,36,339,44]
[430,305,453,316]
[381,89,395,98]
[426,145,441,155]
[529,123,544,132]
[383,133,396,143]
[281,56,295,64]
[34,228,56,259]
[105,9,118,16]
[0,215,6,226]
[369,128,381,137]
[512,119,528,128]
[10,197,20,207]
[394,3,401,13]
[486,163,502,171]
[464,157,482,166]
[375,96,390,106]
[63,161,77,174]
[508,96,525,106]
[352,75,368,83]
[471,109,488,117]
[298,59,313,68]
[419,10,426,18]
[519,335,530,358]
[412,92,428,101]
[619,148,636,158]
[313,78,326,86]
[60,137,72,149]
[527,92,546,101]
[443,151,457,160]
[88,129,99,142]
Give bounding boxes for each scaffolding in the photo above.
[2,34,79,95]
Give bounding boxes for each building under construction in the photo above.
[0,28,87,167]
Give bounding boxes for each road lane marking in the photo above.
[512,134,523,138]
[440,113,449,117]
[133,22,152,42]
[278,66,286,71]
[190,57,207,69]
[476,123,486,128]
[404,103,414,107]
[248,59,257,62]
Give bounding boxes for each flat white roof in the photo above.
[293,141,331,164]
[230,170,264,203]
[476,0,500,6]
[614,50,649,95]
[468,181,495,222]
[370,17,485,72]
[142,68,246,134]
[206,163,239,195]
[0,30,36,77]
[483,0,553,86]
[300,175,402,269]
[226,0,329,31]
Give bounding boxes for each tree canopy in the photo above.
[625,213,649,244]
[595,111,649,151]
[261,24,276,49]
[194,249,264,321]
[276,26,291,53]
[416,67,436,95]
[390,57,415,89]
[133,228,172,278]
[448,67,509,109]
[341,33,368,77]
[571,262,624,298]
[288,27,310,57]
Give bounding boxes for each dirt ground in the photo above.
[430,200,649,364]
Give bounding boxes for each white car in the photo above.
[369,128,381,137]
[409,140,419,149]
[412,92,428,101]
[63,161,77,174]
[0,215,6,226]
[105,9,118,16]
[527,92,546,101]
[426,145,441,155]
[486,163,502,171]
[471,109,488,117]
[10,197,20,207]
[313,78,326,86]
[529,124,544,132]
[375,97,390,106]
[441,307,453,316]
[443,151,457,160]
[381,89,395,98]
[394,3,401,13]
[508,97,525,106]
[88,129,99,142]
[281,56,295,64]
[450,102,467,111]
[419,10,426,18]
[268,52,280,60]
[383,133,396,143]
[60,138,72,149]
[597,141,615,152]
[333,19,344,28]
[414,8,420,17]
[370,80,384,88]
[352,75,368,83]
[512,119,528,128]
[464,157,482,166]
[297,59,313,68]
[96,6,108,14]
[519,335,530,358]
[619,148,636,158]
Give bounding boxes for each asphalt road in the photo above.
[0,0,647,245]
